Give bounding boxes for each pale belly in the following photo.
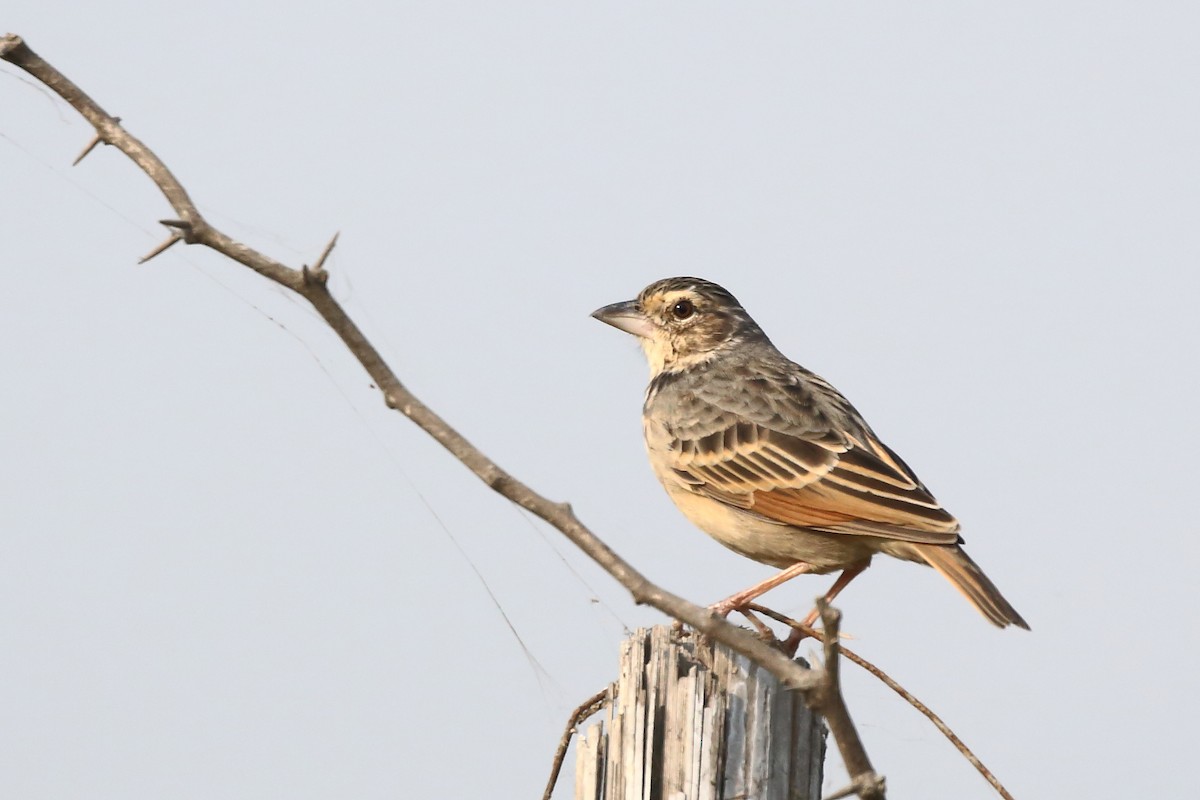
[659,479,878,573]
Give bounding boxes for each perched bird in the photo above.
[592,277,1027,630]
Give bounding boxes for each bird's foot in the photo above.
[781,625,815,657]
[706,597,743,619]
[775,604,827,655]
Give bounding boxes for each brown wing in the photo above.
[670,421,960,545]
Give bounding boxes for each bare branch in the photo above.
[2,32,888,796]
[541,688,608,800]
[0,29,822,698]
[748,603,1015,800]
[812,600,885,800]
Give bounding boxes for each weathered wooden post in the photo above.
[575,626,826,800]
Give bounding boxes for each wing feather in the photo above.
[668,420,960,545]
[654,358,961,546]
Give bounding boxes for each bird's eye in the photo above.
[671,299,696,320]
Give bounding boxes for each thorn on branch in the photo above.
[71,117,120,166]
[302,232,339,287]
[157,217,203,244]
[72,134,101,166]
[138,218,199,264]
[138,233,181,264]
[161,218,202,241]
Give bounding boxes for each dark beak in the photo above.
[591,300,655,339]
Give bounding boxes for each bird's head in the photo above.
[591,277,765,374]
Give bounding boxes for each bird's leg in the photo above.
[800,562,868,627]
[781,562,870,655]
[709,561,816,618]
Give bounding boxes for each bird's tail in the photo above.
[907,544,1029,630]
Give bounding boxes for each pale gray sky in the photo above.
[3,3,1197,798]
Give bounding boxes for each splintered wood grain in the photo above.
[574,626,826,800]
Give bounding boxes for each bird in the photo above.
[592,277,1027,631]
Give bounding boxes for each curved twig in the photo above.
[748,603,1014,800]
[541,688,609,800]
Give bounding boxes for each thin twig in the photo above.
[0,32,884,797]
[541,688,609,800]
[813,601,885,800]
[823,773,888,800]
[748,603,1015,800]
[843,647,1013,800]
